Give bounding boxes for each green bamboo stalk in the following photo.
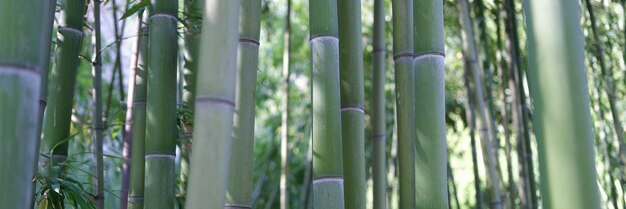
[179,0,202,200]
[456,0,503,208]
[523,0,601,208]
[413,0,448,207]
[310,0,345,207]
[0,0,45,208]
[337,0,367,208]
[280,0,291,208]
[391,0,416,208]
[225,0,261,209]
[30,1,58,207]
[128,24,149,209]
[41,0,86,170]
[144,0,178,208]
[371,0,387,208]
[185,0,240,208]
[92,0,105,207]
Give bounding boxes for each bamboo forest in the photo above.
[3,0,626,208]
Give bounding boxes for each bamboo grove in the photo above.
[3,0,626,208]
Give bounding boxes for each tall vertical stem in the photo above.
[391,0,416,208]
[523,0,601,208]
[310,0,345,207]
[128,22,148,209]
[144,0,178,208]
[338,0,367,207]
[371,0,387,208]
[413,0,448,207]
[0,0,44,208]
[92,0,105,208]
[226,0,262,209]
[185,0,240,208]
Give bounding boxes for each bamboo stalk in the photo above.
[185,0,240,208]
[41,0,86,173]
[128,23,148,209]
[30,0,58,207]
[456,0,503,208]
[523,0,601,208]
[464,63,483,209]
[413,0,448,207]
[226,0,262,209]
[338,0,367,207]
[280,1,291,209]
[144,0,179,208]
[310,0,345,207]
[371,0,387,208]
[0,0,45,208]
[179,0,202,201]
[391,0,417,208]
[92,0,105,207]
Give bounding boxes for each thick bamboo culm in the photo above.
[226,0,262,208]
[391,0,417,208]
[185,0,241,208]
[337,0,367,208]
[310,0,346,208]
[0,0,45,208]
[524,0,601,208]
[41,0,87,170]
[371,0,387,208]
[144,0,179,208]
[413,0,448,207]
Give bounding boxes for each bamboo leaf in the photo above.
[120,1,150,20]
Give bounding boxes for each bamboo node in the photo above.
[195,96,236,108]
[341,106,365,113]
[239,38,260,46]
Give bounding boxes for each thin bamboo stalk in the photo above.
[144,0,179,208]
[464,57,483,209]
[179,0,202,201]
[92,0,105,207]
[0,0,45,208]
[310,0,345,207]
[128,23,148,209]
[523,0,601,208]
[280,1,291,209]
[413,0,448,207]
[391,0,417,208]
[225,0,262,209]
[371,0,387,208]
[338,0,367,207]
[456,0,503,208]
[185,0,240,208]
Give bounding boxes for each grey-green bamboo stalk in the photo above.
[310,0,345,207]
[413,0,448,207]
[523,0,601,208]
[0,0,45,208]
[371,0,387,208]
[41,0,86,171]
[456,0,503,208]
[92,0,105,207]
[185,0,240,208]
[391,0,417,208]
[145,0,178,208]
[128,24,148,209]
[226,0,262,208]
[338,0,367,208]
[179,0,202,200]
